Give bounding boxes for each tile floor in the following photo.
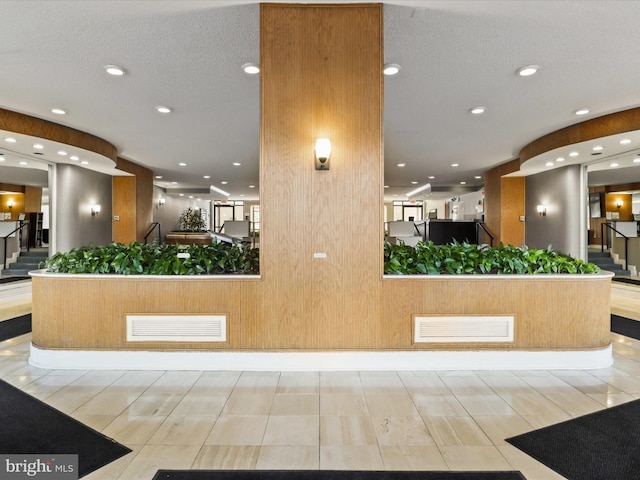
[2,332,640,480]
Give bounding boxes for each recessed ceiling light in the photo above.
[4,137,16,143]
[610,162,619,167]
[556,157,565,162]
[620,139,632,145]
[19,161,28,165]
[239,194,245,197]
[383,63,401,76]
[33,144,44,150]
[469,107,485,115]
[188,196,194,199]
[460,181,467,185]
[179,193,184,197]
[70,155,79,161]
[545,161,554,167]
[171,181,178,185]
[178,162,187,166]
[0,158,4,162]
[203,175,210,179]
[592,146,604,151]
[474,176,482,179]
[232,162,241,166]
[210,185,230,197]
[155,175,163,179]
[428,176,435,179]
[155,106,173,114]
[574,108,590,116]
[80,160,89,165]
[451,163,459,167]
[568,151,579,157]
[104,64,126,76]
[634,158,640,163]
[517,64,539,77]
[57,150,67,156]
[249,185,255,188]
[396,163,406,167]
[51,108,66,115]
[241,63,260,75]
[221,181,228,185]
[410,181,418,185]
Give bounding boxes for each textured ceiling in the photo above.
[1,0,640,201]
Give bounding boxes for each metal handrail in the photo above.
[143,222,162,244]
[601,222,629,270]
[3,221,30,269]
[475,222,495,247]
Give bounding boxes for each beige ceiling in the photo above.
[1,0,640,201]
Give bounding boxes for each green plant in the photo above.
[178,207,207,232]
[43,241,259,275]
[384,240,601,275]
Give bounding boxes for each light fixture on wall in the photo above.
[537,205,547,216]
[157,198,165,208]
[7,199,13,210]
[616,199,623,209]
[91,204,101,216]
[315,138,331,170]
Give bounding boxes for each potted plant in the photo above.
[177,207,206,232]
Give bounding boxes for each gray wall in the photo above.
[54,164,113,253]
[152,186,199,243]
[525,164,582,258]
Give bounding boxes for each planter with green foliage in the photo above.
[43,241,259,275]
[384,241,600,275]
[177,207,207,232]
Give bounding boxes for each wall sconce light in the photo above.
[157,198,165,209]
[616,199,623,209]
[537,205,547,216]
[91,204,101,216]
[7,199,12,210]
[315,138,331,170]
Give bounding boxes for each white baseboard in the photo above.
[29,344,613,371]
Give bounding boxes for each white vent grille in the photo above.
[126,315,227,342]
[414,315,514,343]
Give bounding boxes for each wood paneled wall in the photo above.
[483,159,523,246]
[112,176,137,244]
[259,4,383,348]
[116,157,154,242]
[24,186,42,213]
[606,193,633,221]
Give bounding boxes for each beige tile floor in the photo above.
[0,281,639,480]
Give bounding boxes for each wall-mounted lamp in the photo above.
[537,205,547,216]
[157,198,166,209]
[91,204,101,216]
[315,138,331,170]
[616,199,623,209]
[7,199,12,210]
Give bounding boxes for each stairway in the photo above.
[3,248,49,277]
[588,251,631,276]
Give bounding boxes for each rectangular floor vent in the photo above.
[126,314,227,342]
[414,315,514,343]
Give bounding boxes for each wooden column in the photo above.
[258,4,383,349]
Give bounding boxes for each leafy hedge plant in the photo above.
[384,241,601,275]
[43,241,259,275]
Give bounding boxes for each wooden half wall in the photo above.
[258,4,383,348]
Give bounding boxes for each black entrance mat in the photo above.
[0,378,131,477]
[0,313,31,342]
[506,399,640,480]
[611,314,640,340]
[612,277,640,286]
[0,276,30,284]
[152,471,526,480]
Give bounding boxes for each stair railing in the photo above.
[475,222,495,247]
[3,221,30,269]
[601,222,629,270]
[143,222,162,245]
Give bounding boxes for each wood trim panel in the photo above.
[31,273,612,351]
[24,186,42,213]
[0,107,117,161]
[483,159,520,246]
[116,157,154,242]
[112,176,137,244]
[520,107,640,164]
[500,176,525,246]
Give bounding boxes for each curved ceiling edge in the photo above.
[0,107,117,162]
[519,107,640,165]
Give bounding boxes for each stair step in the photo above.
[8,262,42,270]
